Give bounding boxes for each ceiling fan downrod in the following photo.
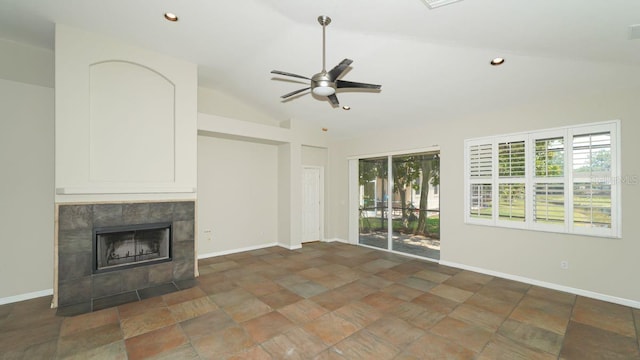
[318,16,331,73]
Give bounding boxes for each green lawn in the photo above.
[360,216,440,238]
[471,197,611,226]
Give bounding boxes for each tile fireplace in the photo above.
[55,201,195,315]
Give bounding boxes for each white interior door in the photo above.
[302,166,322,242]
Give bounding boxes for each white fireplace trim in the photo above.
[56,187,196,195]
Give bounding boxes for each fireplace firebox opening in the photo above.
[93,222,172,273]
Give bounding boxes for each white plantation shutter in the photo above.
[498,183,525,222]
[464,120,620,237]
[535,137,564,177]
[469,144,493,178]
[497,139,526,224]
[470,184,492,219]
[533,183,565,224]
[532,135,566,231]
[571,131,613,231]
[466,142,494,223]
[499,141,526,177]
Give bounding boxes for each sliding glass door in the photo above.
[390,153,440,259]
[358,157,388,250]
[358,151,440,260]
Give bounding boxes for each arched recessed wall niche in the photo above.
[89,60,175,183]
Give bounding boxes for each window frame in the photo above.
[464,120,621,238]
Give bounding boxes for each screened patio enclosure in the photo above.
[358,151,440,260]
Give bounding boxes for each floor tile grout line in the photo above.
[629,304,640,353]
[471,280,531,357]
[4,242,639,359]
[555,290,580,359]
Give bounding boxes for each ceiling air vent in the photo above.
[421,0,464,9]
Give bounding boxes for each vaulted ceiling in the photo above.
[2,0,640,138]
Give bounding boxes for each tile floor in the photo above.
[1,242,639,359]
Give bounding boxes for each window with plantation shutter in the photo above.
[499,141,525,177]
[466,142,494,221]
[534,183,564,224]
[497,140,526,223]
[464,120,620,237]
[470,184,492,219]
[572,132,612,231]
[469,144,493,178]
[536,137,564,177]
[533,136,565,228]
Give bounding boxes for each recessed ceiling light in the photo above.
[342,105,351,110]
[164,12,178,22]
[490,57,505,66]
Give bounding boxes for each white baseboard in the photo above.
[440,260,640,309]
[322,237,351,244]
[278,242,302,250]
[198,242,279,259]
[0,288,53,306]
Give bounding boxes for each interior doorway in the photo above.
[302,166,323,242]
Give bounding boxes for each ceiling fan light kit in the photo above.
[312,85,335,96]
[271,15,381,107]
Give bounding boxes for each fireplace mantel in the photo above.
[55,187,196,195]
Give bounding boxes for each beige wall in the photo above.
[302,145,328,168]
[0,39,53,88]
[0,40,55,302]
[198,86,280,126]
[0,78,54,300]
[197,136,279,256]
[328,90,640,304]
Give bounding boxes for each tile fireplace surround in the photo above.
[55,201,195,316]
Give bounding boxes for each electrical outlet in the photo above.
[204,229,212,241]
[560,260,569,270]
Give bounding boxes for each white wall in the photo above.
[328,90,640,305]
[55,25,197,202]
[0,39,55,302]
[196,99,330,251]
[302,145,328,168]
[0,39,54,88]
[198,86,281,126]
[197,136,279,256]
[0,78,54,301]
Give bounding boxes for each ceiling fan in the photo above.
[271,15,382,107]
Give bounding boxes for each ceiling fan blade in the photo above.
[271,70,311,80]
[327,58,353,81]
[281,87,310,99]
[327,93,339,106]
[336,80,382,90]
